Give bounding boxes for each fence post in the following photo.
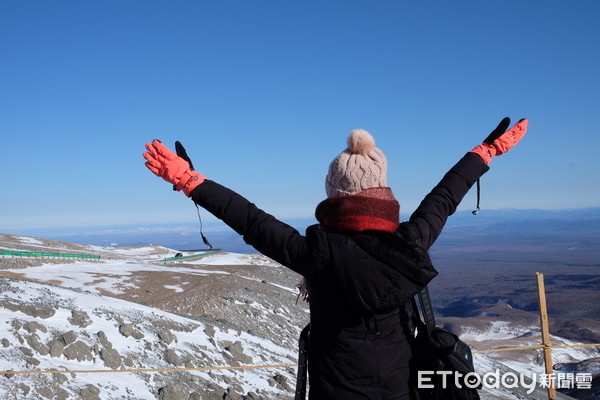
[536,272,556,399]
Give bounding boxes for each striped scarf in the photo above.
[315,187,400,233]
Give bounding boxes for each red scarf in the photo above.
[315,187,400,233]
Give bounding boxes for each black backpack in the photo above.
[411,287,481,400]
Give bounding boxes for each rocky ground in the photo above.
[1,233,595,399]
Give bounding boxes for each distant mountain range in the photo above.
[9,207,600,254]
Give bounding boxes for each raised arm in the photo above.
[143,140,309,274]
[405,118,528,249]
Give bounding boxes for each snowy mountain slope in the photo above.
[0,234,596,399]
[0,278,297,399]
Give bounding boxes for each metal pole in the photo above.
[536,272,556,399]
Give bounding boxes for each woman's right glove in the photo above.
[470,117,529,164]
[143,140,206,197]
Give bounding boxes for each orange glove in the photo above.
[470,118,529,164]
[143,140,206,197]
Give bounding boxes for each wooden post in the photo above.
[536,272,556,399]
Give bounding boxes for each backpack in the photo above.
[411,287,481,400]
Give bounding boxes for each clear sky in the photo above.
[1,0,599,232]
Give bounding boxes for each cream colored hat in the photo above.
[325,129,388,198]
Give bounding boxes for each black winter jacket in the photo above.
[191,152,489,400]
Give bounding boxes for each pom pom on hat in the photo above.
[347,129,375,155]
[325,129,388,198]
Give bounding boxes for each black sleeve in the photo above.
[189,180,309,275]
[407,152,489,249]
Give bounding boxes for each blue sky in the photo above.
[2,0,599,233]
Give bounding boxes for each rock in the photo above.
[119,323,144,339]
[23,321,48,334]
[204,324,216,338]
[97,330,111,349]
[36,386,54,399]
[55,387,69,400]
[48,338,65,358]
[165,348,181,366]
[158,329,176,345]
[19,346,33,357]
[271,373,289,390]
[69,310,92,327]
[157,383,189,400]
[4,302,56,319]
[24,357,41,366]
[17,383,30,396]
[221,340,252,364]
[26,334,49,356]
[63,341,93,362]
[60,330,78,346]
[79,384,101,400]
[100,347,122,369]
[1,338,10,347]
[131,329,145,340]
[119,323,134,337]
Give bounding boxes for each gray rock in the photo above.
[119,323,134,337]
[1,338,10,347]
[100,347,122,369]
[19,346,33,357]
[97,330,111,349]
[69,310,92,327]
[222,340,252,364]
[80,384,101,400]
[63,340,93,362]
[23,321,48,334]
[165,348,181,366]
[4,302,55,319]
[55,387,69,400]
[270,373,289,390]
[131,329,145,340]
[26,334,49,356]
[158,329,176,345]
[60,330,77,346]
[48,338,65,358]
[24,357,40,366]
[157,383,189,400]
[204,324,216,338]
[17,383,30,396]
[36,386,54,399]
[119,323,144,339]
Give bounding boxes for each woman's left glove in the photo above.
[470,117,528,164]
[143,139,206,197]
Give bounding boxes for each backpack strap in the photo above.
[294,323,310,400]
[417,286,436,333]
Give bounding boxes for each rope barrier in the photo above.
[2,342,598,376]
[473,344,544,354]
[1,363,299,376]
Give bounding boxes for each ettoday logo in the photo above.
[418,370,593,394]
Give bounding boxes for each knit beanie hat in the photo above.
[325,129,388,198]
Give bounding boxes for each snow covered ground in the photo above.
[1,233,598,399]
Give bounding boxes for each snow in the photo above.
[0,278,296,399]
[0,240,299,399]
[16,236,45,246]
[163,285,184,293]
[187,252,249,265]
[1,234,598,399]
[3,260,229,295]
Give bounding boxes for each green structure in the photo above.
[162,249,222,262]
[0,250,101,260]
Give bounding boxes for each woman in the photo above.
[143,117,528,400]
